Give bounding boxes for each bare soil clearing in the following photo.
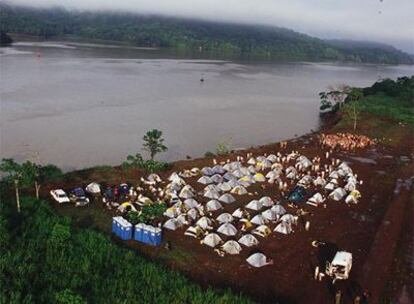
[43,115,413,304]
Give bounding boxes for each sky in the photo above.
[9,0,414,53]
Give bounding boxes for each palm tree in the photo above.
[142,129,168,160]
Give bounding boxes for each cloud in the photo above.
[9,0,414,52]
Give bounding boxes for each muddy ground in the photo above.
[41,114,413,304]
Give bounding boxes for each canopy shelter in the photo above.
[238,234,259,247]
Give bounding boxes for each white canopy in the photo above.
[217,223,238,236]
[206,200,223,212]
[202,233,222,247]
[216,213,234,223]
[204,189,220,200]
[246,253,271,267]
[198,176,213,185]
[218,193,236,204]
[329,187,347,201]
[251,214,267,225]
[259,196,274,207]
[238,234,259,247]
[163,218,182,231]
[246,200,263,211]
[231,185,248,195]
[196,216,213,230]
[274,221,293,234]
[222,240,242,255]
[86,182,101,194]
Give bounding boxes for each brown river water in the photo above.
[1,41,413,171]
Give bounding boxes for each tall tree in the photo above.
[0,159,23,213]
[142,129,167,160]
[345,88,363,131]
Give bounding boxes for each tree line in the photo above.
[1,3,413,64]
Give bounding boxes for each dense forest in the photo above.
[0,197,251,303]
[0,3,412,64]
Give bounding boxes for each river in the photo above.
[0,41,413,171]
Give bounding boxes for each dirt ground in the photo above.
[44,115,413,304]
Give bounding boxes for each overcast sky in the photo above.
[9,0,414,53]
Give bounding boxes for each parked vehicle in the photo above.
[69,187,90,206]
[314,247,352,283]
[50,189,70,204]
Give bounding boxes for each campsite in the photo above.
[1,3,414,303]
[35,114,413,303]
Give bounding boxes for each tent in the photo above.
[218,193,236,204]
[329,187,347,201]
[163,219,182,231]
[168,173,186,185]
[184,226,204,239]
[204,189,220,200]
[164,207,179,218]
[223,172,237,181]
[196,216,213,230]
[179,188,194,199]
[306,193,325,207]
[184,198,199,209]
[204,184,221,193]
[280,213,297,225]
[274,221,293,234]
[298,175,313,186]
[198,176,213,185]
[252,225,272,237]
[187,208,199,220]
[246,253,271,267]
[222,240,242,255]
[216,213,234,224]
[179,170,193,178]
[247,157,256,165]
[206,200,223,212]
[251,214,267,225]
[202,233,223,248]
[201,167,214,176]
[254,173,266,182]
[238,234,259,247]
[231,185,248,195]
[267,154,277,162]
[211,174,224,184]
[226,179,239,188]
[232,169,245,178]
[345,190,361,204]
[262,209,278,221]
[266,171,280,180]
[344,181,357,192]
[212,165,226,174]
[259,196,274,207]
[147,173,162,183]
[314,176,326,187]
[232,208,244,218]
[271,163,283,171]
[176,214,188,225]
[246,200,263,211]
[329,171,339,179]
[218,182,232,192]
[271,204,286,216]
[86,182,101,194]
[217,223,238,236]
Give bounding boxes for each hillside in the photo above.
[0,3,412,64]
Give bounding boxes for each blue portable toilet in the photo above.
[149,226,162,246]
[142,226,150,244]
[120,218,133,240]
[134,223,145,242]
[112,216,123,236]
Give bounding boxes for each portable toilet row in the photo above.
[134,223,162,246]
[112,216,133,240]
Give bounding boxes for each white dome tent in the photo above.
[217,223,238,236]
[329,187,347,201]
[206,200,223,212]
[222,240,242,255]
[246,253,272,267]
[218,193,236,204]
[238,234,259,247]
[198,176,213,185]
[202,233,223,248]
[163,219,182,231]
[216,213,234,224]
[246,200,263,211]
[274,221,293,235]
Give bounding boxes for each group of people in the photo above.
[319,133,374,151]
